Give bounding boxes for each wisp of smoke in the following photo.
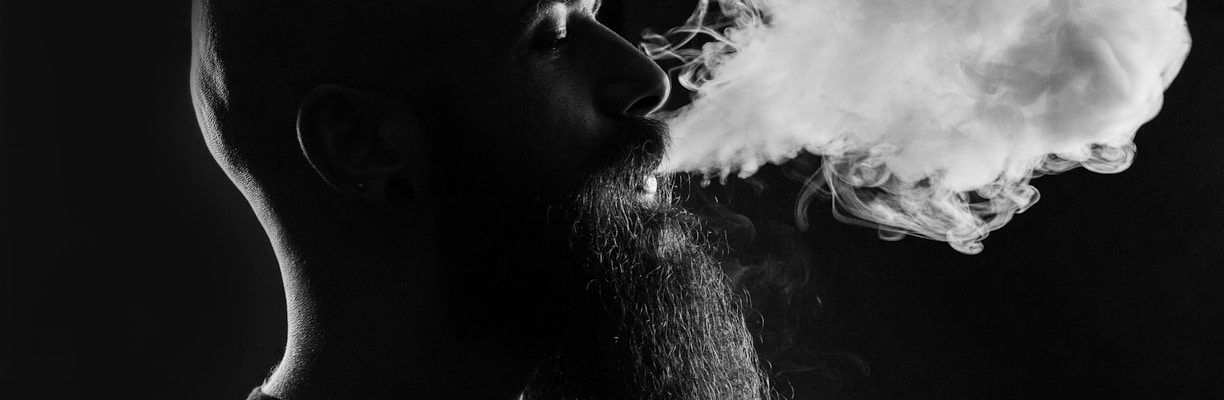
[644,0,1191,254]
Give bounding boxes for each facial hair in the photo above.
[522,119,772,400]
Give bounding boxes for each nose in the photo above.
[589,24,671,118]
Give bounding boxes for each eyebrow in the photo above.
[517,0,603,25]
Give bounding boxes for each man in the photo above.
[191,0,771,399]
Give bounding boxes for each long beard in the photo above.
[523,126,772,400]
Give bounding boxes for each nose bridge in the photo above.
[587,22,671,118]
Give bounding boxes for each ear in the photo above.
[296,84,419,207]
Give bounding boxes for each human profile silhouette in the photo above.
[191,1,771,399]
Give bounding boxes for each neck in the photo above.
[256,213,534,400]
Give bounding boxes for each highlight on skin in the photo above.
[643,0,1192,253]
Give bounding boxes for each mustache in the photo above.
[596,117,671,176]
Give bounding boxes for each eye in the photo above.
[530,26,570,53]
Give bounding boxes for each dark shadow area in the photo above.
[2,2,284,398]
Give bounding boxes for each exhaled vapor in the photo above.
[644,0,1192,254]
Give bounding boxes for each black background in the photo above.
[1,1,1221,399]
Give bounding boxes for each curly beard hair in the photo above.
[522,119,772,400]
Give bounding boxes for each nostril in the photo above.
[626,95,663,117]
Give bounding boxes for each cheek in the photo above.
[524,78,602,169]
[472,65,606,178]
[430,50,621,199]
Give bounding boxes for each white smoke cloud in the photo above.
[645,0,1192,254]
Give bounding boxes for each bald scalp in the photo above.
[190,0,440,197]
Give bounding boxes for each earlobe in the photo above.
[296,84,418,207]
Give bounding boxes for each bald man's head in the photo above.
[192,1,442,202]
[191,0,668,210]
[190,1,771,398]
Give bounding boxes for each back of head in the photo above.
[191,0,435,206]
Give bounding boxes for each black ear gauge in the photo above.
[385,179,415,208]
